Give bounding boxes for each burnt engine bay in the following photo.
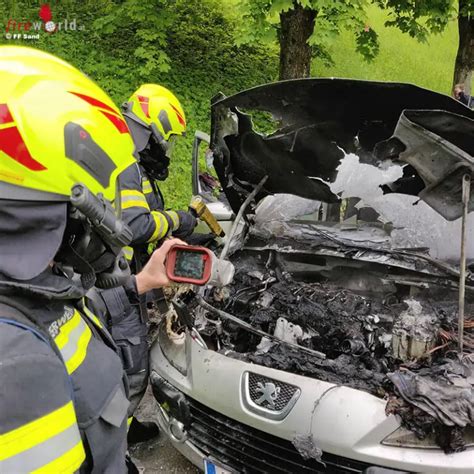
[175,241,474,454]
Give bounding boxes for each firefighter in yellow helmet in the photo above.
[120,84,196,253]
[109,85,197,442]
[0,46,181,473]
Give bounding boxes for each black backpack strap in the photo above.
[0,295,65,364]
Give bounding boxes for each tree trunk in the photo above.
[279,2,316,80]
[453,0,474,95]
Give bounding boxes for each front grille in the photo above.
[247,372,298,411]
[187,397,376,474]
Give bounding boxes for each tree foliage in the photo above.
[237,0,462,72]
[93,0,174,76]
[237,0,380,64]
[376,0,456,40]
[377,0,473,90]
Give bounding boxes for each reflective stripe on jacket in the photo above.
[0,296,129,473]
[119,163,179,245]
[0,400,84,473]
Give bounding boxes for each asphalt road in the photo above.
[131,389,200,473]
[131,433,199,473]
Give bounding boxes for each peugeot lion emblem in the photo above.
[243,372,301,420]
[255,382,281,408]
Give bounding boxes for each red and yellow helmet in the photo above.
[0,46,135,203]
[126,84,186,140]
[0,46,136,282]
[122,84,186,160]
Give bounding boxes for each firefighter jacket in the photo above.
[87,281,149,417]
[0,270,132,473]
[119,162,179,265]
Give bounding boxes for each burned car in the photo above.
[150,79,474,473]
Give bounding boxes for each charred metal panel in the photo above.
[376,110,474,220]
[210,79,474,215]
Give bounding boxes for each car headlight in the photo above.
[382,426,474,449]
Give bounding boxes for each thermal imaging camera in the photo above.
[165,244,234,287]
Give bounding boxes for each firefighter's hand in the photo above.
[135,238,187,294]
[172,210,197,239]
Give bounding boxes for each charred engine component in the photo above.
[201,250,402,395]
[391,299,440,362]
[193,245,473,453]
[341,339,368,356]
[200,248,470,398]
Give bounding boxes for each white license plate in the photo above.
[204,459,233,474]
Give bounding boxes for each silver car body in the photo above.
[150,79,474,473]
[150,330,474,473]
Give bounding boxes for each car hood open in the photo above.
[210,78,474,220]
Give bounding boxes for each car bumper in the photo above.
[153,398,207,470]
[152,372,408,474]
[149,331,474,473]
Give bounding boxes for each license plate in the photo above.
[204,459,233,474]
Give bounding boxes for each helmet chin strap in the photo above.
[122,102,173,181]
[57,223,131,290]
[139,146,169,181]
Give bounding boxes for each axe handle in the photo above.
[190,197,225,237]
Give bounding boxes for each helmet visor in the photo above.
[165,134,178,158]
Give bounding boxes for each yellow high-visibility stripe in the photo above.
[127,417,133,428]
[64,324,92,374]
[32,441,85,474]
[0,402,77,460]
[82,304,103,329]
[53,310,92,375]
[54,312,82,350]
[121,189,145,199]
[142,179,153,194]
[148,211,170,242]
[123,246,134,261]
[122,199,150,210]
[167,210,179,231]
[121,189,150,210]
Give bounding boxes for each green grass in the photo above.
[312,6,469,95]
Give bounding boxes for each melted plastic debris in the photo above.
[329,154,474,261]
[256,317,311,354]
[391,299,440,361]
[202,247,473,451]
[255,194,321,225]
[386,357,474,453]
[292,434,324,463]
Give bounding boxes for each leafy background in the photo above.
[0,0,465,208]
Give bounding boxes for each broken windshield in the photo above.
[254,153,474,263]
